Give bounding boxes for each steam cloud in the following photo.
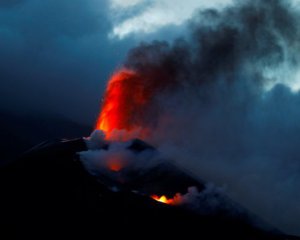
[83,0,300,235]
[80,131,257,227]
[125,0,300,234]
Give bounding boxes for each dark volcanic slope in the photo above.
[0,139,297,239]
[0,111,91,165]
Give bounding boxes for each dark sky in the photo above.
[0,0,136,124]
[0,0,219,125]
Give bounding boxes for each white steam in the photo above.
[79,130,251,217]
[108,0,233,39]
[79,130,162,190]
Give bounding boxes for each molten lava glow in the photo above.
[95,68,148,140]
[151,194,180,205]
[107,159,123,172]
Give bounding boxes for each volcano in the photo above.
[0,138,298,239]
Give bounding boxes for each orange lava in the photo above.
[95,68,148,140]
[151,194,181,205]
[107,160,123,172]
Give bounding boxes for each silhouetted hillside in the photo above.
[1,139,298,239]
[0,110,91,164]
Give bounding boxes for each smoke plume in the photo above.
[86,0,300,235]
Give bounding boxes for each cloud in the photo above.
[110,0,143,8]
[108,0,233,39]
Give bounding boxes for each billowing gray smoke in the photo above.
[82,0,300,235]
[122,0,300,235]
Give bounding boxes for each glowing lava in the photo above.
[151,194,181,205]
[107,160,123,172]
[95,68,149,140]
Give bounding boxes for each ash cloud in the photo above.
[118,0,300,235]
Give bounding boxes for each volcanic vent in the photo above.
[82,66,207,203]
[76,64,294,239]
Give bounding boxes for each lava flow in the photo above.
[95,68,149,140]
[151,194,181,205]
[107,159,123,172]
